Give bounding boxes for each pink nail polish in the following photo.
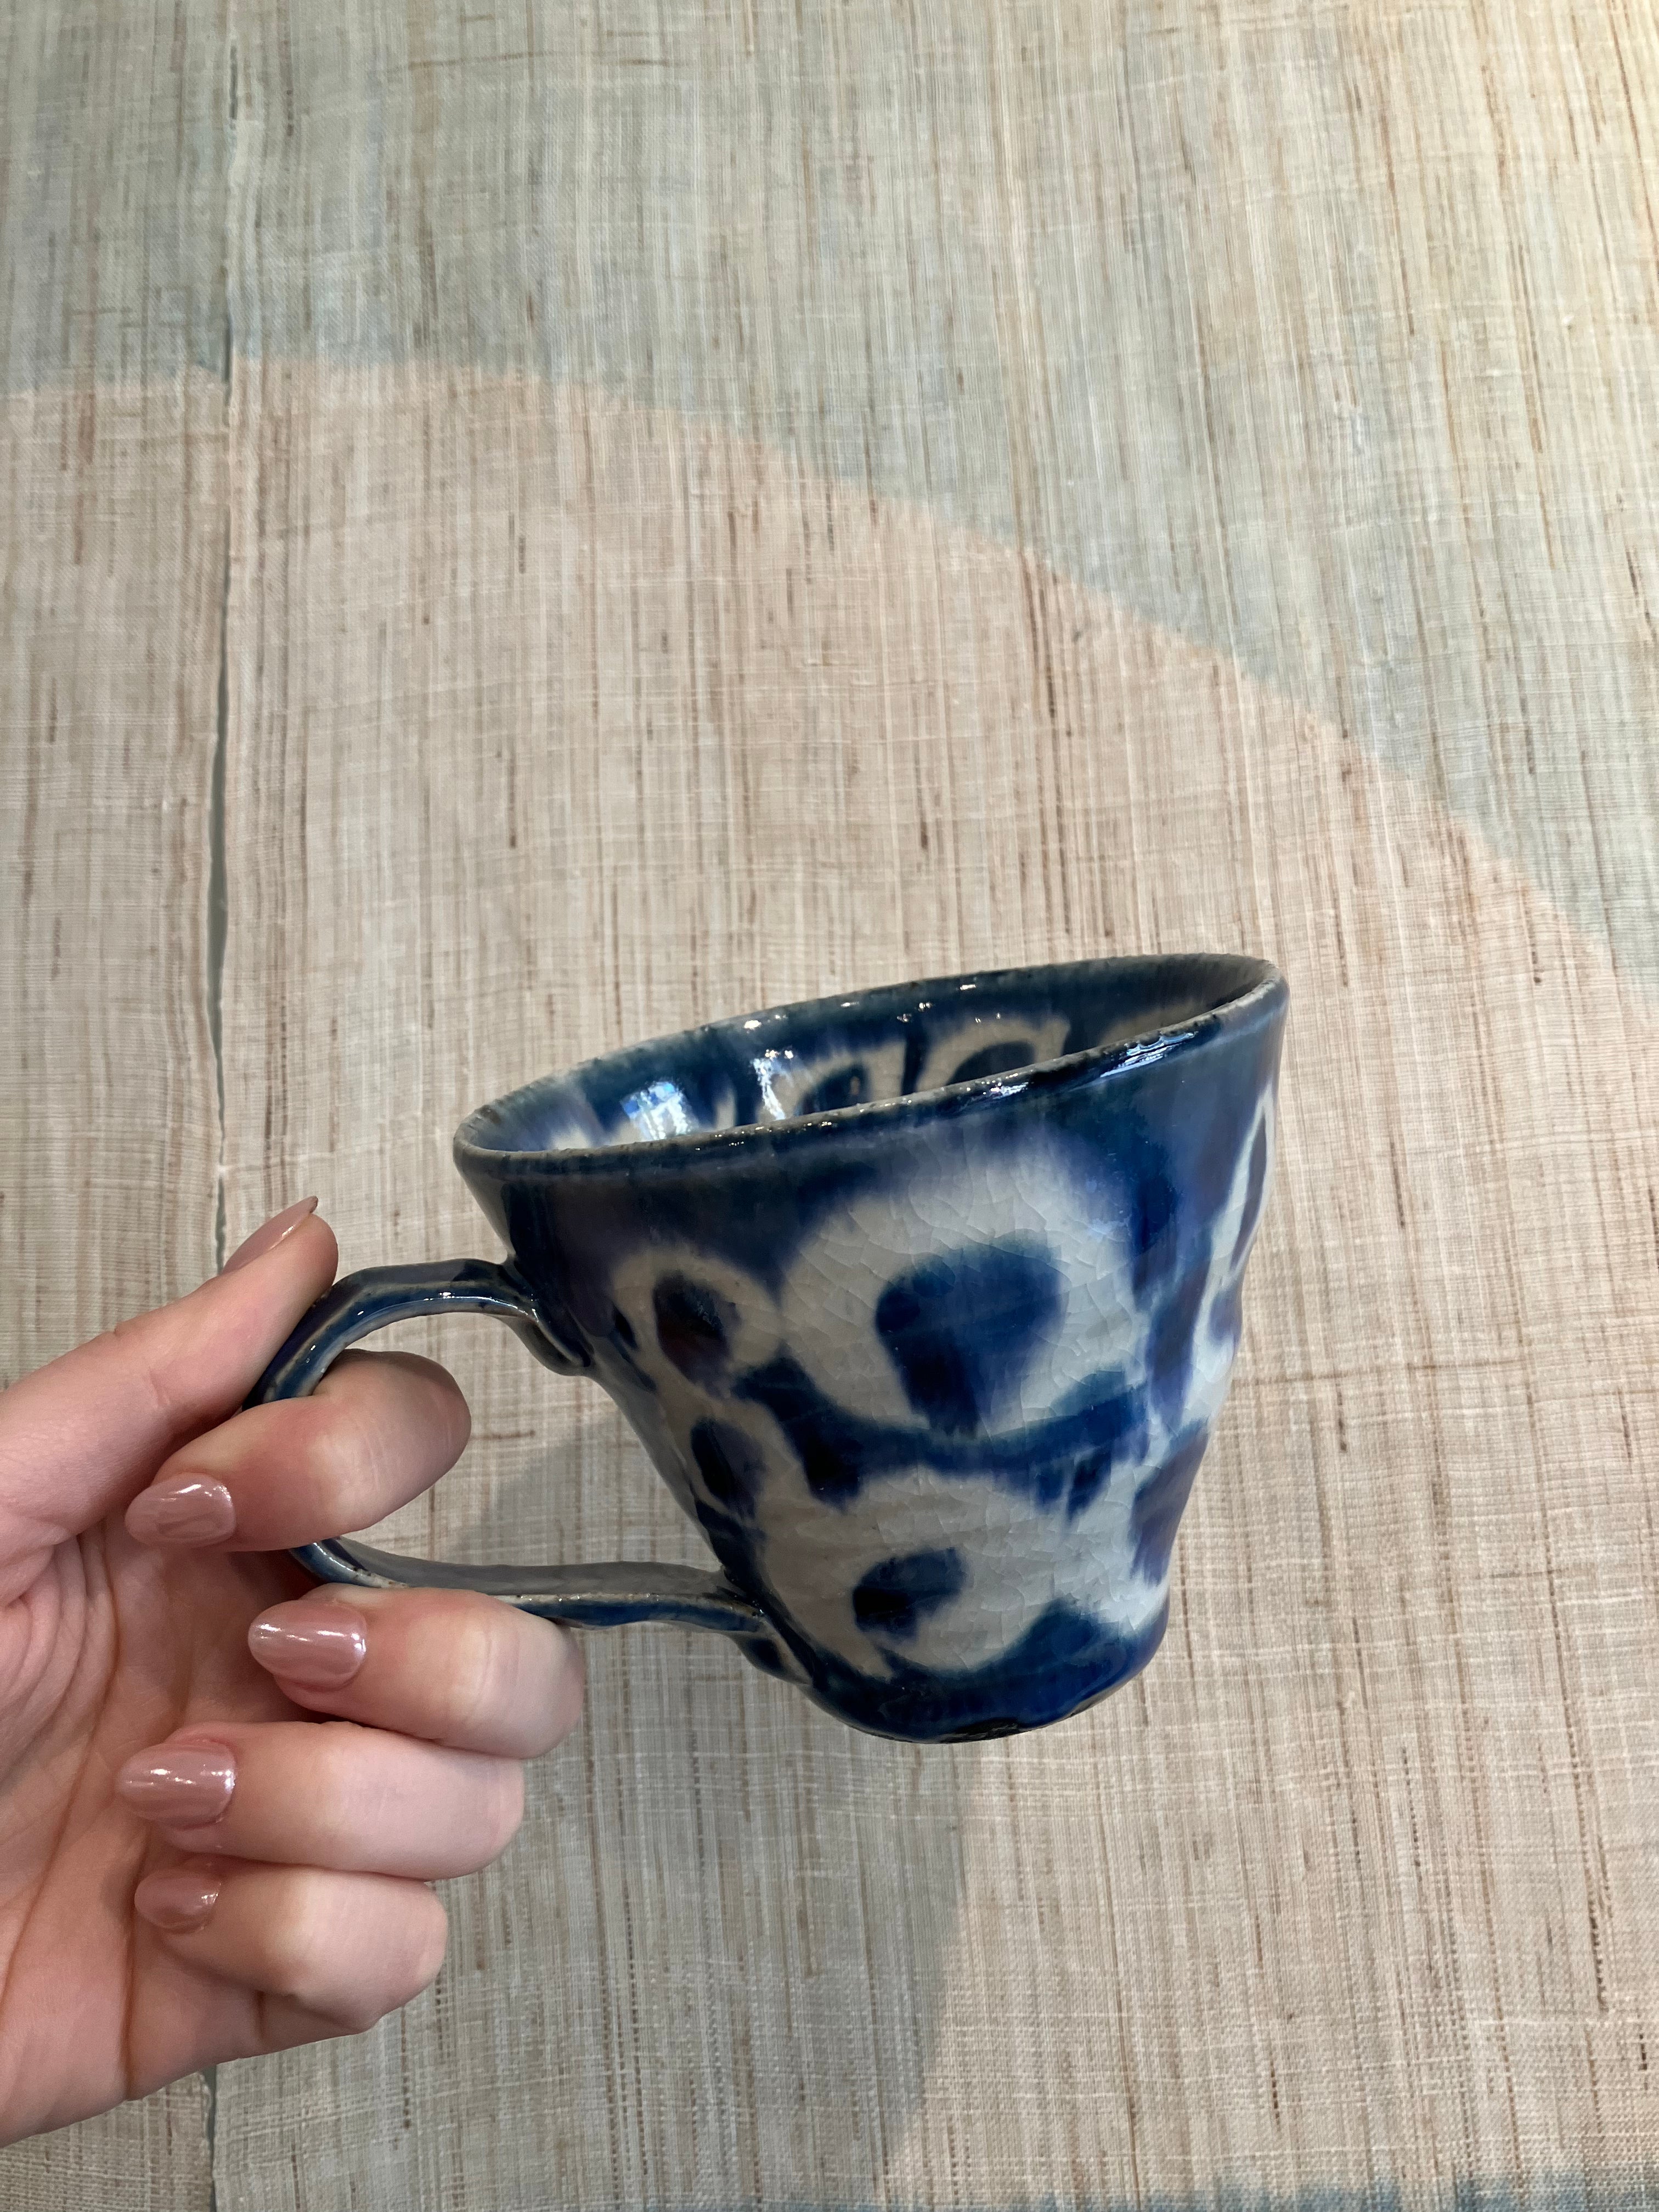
[222,1196,319,1274]
[249,1606,368,1689]
[134,1864,223,1933]
[126,1474,236,1547]
[116,1743,236,1828]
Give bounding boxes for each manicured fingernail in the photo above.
[249,1605,368,1689]
[126,1473,236,1548]
[222,1196,319,1274]
[116,1743,236,1828]
[134,1864,223,1934]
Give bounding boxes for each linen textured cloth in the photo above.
[2,4,1656,2206]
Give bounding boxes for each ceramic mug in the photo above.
[251,955,1287,1742]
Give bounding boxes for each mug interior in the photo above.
[458,954,1278,1161]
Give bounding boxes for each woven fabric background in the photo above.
[3,3,1657,2207]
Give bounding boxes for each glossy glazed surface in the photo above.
[459,957,1260,1157]
[447,955,1287,1739]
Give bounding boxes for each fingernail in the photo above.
[134,1863,223,1934]
[116,1743,236,1828]
[222,1196,319,1274]
[249,1605,368,1690]
[126,1473,236,1548]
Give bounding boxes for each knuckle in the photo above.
[330,1895,447,2031]
[301,1724,374,1858]
[392,1355,472,1455]
[427,1605,582,1757]
[475,1758,526,1860]
[516,1630,583,1758]
[300,1395,386,1518]
[111,1309,211,1436]
[256,1877,338,2002]
[258,1878,445,2032]
[326,1982,402,2035]
[303,1354,468,1511]
[442,1609,515,1744]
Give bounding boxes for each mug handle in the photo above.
[248,1259,765,1639]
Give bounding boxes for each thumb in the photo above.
[0,1201,338,1567]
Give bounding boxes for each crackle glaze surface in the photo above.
[457,955,1285,1739]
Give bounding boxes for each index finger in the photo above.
[123,1349,471,1554]
[0,1207,338,1569]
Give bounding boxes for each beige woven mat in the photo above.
[3,3,1657,2207]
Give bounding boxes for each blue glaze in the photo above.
[874,1243,1064,1433]
[251,954,1286,1742]
[853,1550,968,1641]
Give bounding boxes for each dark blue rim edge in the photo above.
[454,953,1288,1179]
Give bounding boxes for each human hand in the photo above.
[0,1201,583,2143]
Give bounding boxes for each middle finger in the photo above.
[246,1585,585,1759]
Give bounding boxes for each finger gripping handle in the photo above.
[249,1259,765,1640]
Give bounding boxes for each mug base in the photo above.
[768,1597,1171,1745]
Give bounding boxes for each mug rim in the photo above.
[454,952,1286,1177]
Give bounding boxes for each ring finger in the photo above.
[117,1718,524,1878]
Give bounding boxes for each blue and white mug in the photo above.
[251,956,1286,1742]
